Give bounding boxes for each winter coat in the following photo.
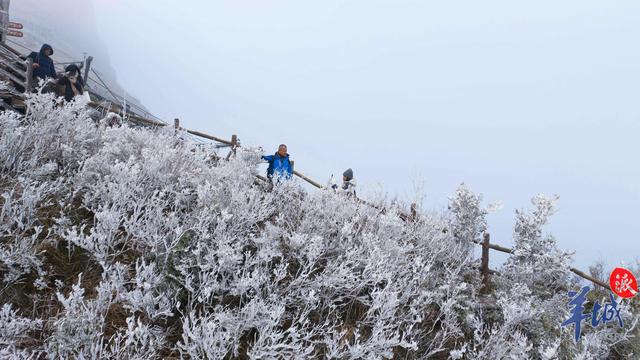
[330,177,357,197]
[340,179,356,196]
[57,65,84,101]
[262,152,293,179]
[27,44,57,80]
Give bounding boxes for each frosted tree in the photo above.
[500,194,572,297]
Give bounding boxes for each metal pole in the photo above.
[83,56,93,89]
[91,69,121,105]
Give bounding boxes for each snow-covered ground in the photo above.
[0,92,637,358]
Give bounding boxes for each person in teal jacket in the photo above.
[262,144,293,181]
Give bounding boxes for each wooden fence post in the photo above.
[410,203,417,221]
[225,134,239,161]
[25,57,33,91]
[481,233,491,294]
[0,5,8,44]
[174,118,180,135]
[231,134,238,156]
[290,160,295,173]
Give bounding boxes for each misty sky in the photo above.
[24,0,640,271]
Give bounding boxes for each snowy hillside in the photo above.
[0,92,638,359]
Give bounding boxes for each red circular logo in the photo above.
[609,267,638,299]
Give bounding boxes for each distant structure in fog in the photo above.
[4,0,151,117]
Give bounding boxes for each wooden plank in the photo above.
[0,42,24,58]
[472,238,513,254]
[0,66,25,87]
[88,100,238,147]
[487,242,513,254]
[0,61,28,80]
[0,46,23,63]
[293,170,324,189]
[185,129,234,146]
[473,234,611,291]
[87,101,165,127]
[570,267,611,291]
[127,113,166,127]
[0,48,20,62]
[255,174,268,182]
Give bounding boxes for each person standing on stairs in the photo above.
[262,144,293,182]
[28,44,57,82]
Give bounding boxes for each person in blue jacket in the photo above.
[27,44,57,81]
[262,144,293,181]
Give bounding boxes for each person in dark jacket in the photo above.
[27,44,57,81]
[262,144,293,181]
[57,64,84,101]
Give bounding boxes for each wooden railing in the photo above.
[478,233,611,292]
[0,44,611,294]
[178,121,615,294]
[0,42,31,91]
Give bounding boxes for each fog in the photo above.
[12,0,640,271]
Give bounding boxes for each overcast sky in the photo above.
[24,0,640,271]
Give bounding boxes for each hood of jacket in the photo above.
[40,44,54,56]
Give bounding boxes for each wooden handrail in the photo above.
[477,233,611,291]
[183,128,234,146]
[1,42,24,57]
[0,66,25,87]
[4,60,616,293]
[570,267,610,290]
[293,170,324,189]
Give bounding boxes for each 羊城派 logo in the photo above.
[561,267,636,342]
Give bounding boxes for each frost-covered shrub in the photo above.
[448,184,488,246]
[0,92,637,358]
[0,304,42,357]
